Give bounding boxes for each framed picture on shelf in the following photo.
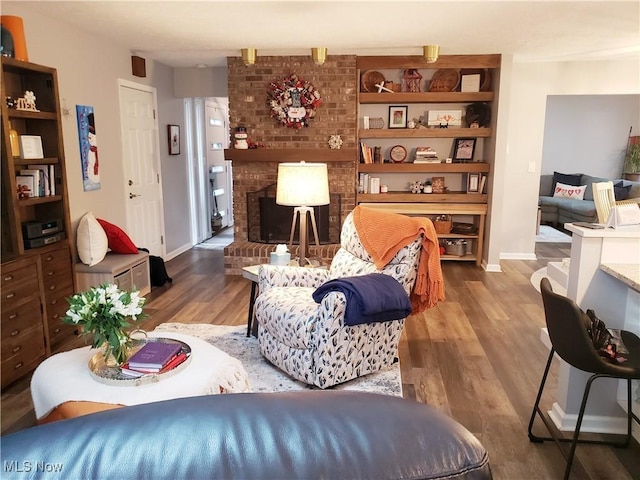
[388,106,408,129]
[168,124,180,155]
[467,173,481,193]
[452,138,476,162]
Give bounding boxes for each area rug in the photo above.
[530,267,567,295]
[153,323,402,396]
[536,225,572,243]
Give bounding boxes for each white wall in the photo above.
[3,3,192,260]
[500,58,640,260]
[541,94,639,179]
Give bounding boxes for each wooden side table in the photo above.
[242,265,261,337]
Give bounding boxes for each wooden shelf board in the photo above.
[358,193,487,204]
[13,157,59,166]
[358,162,490,173]
[17,195,63,206]
[224,148,357,163]
[358,202,488,215]
[358,92,494,104]
[356,54,502,70]
[440,253,477,261]
[359,128,491,138]
[7,110,57,120]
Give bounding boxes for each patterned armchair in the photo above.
[255,210,422,388]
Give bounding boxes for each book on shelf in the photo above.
[127,341,183,369]
[479,175,487,194]
[360,142,373,164]
[121,352,189,376]
[16,175,35,199]
[19,169,41,197]
[369,177,380,194]
[49,164,56,195]
[27,165,51,196]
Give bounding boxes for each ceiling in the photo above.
[14,0,640,68]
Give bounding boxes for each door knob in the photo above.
[129,193,140,199]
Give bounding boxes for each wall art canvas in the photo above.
[76,105,100,191]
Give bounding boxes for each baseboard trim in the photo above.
[549,402,628,434]
[500,252,537,260]
[166,243,192,261]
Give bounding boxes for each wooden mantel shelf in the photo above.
[224,148,357,163]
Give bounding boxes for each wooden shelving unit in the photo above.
[356,54,500,265]
[1,58,78,388]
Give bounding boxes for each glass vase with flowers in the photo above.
[63,283,147,366]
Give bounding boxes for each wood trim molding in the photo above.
[224,148,357,163]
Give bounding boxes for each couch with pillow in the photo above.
[539,172,640,224]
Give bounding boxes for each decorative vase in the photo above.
[8,121,19,157]
[0,16,28,61]
[100,336,130,367]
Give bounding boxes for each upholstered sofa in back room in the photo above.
[539,172,640,224]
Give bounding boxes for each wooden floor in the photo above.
[2,240,639,479]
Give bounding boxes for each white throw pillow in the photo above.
[77,212,108,266]
[553,182,587,200]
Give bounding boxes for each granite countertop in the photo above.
[600,263,640,293]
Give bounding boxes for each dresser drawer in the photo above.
[2,301,43,339]
[1,323,45,363]
[42,272,73,300]
[1,269,40,309]
[131,260,150,294]
[49,322,79,348]
[39,247,72,274]
[1,328,46,388]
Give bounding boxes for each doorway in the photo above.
[184,97,233,246]
[118,80,165,257]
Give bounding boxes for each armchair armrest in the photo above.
[258,265,330,294]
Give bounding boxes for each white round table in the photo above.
[31,332,250,422]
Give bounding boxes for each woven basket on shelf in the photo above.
[433,215,452,234]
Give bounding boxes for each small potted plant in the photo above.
[623,139,640,182]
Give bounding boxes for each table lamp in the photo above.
[276,161,330,265]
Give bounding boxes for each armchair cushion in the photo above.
[258,264,329,294]
[312,274,411,326]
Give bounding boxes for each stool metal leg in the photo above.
[246,281,257,337]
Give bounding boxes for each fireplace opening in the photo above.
[247,184,341,244]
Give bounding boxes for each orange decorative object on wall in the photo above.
[1,15,28,61]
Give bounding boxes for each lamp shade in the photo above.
[276,162,329,207]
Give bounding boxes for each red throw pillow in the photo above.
[97,219,138,254]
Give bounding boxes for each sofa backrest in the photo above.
[540,173,640,201]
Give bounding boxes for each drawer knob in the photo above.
[6,292,15,299]
[10,329,19,337]
[52,313,59,319]
[45,255,54,261]
[9,313,17,320]
[54,327,61,333]
[14,361,24,370]
[4,275,13,281]
[51,298,58,305]
[12,345,21,354]
[47,271,55,276]
[49,285,56,290]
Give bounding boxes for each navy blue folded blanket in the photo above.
[312,273,412,326]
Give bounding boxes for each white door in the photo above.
[204,100,231,230]
[118,81,165,257]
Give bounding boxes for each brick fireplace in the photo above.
[223,55,358,274]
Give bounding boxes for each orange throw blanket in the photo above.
[353,206,445,313]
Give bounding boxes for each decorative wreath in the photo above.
[268,74,322,129]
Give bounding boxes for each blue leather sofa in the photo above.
[1,391,492,480]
